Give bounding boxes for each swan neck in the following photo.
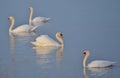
[61,42,64,47]
[9,18,14,32]
[83,54,89,68]
[57,37,64,46]
[29,8,33,25]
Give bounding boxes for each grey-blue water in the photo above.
[0,0,120,78]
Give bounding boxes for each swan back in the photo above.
[12,24,33,33]
[88,60,116,68]
[32,35,60,47]
[32,17,50,26]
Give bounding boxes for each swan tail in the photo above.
[31,41,38,46]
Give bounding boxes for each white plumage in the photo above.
[32,17,50,26]
[88,60,115,67]
[31,32,64,47]
[11,24,33,33]
[32,35,60,47]
[8,7,50,33]
[8,16,40,33]
[83,50,116,68]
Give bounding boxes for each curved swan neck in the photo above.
[56,37,64,46]
[9,18,15,32]
[83,52,89,68]
[29,7,33,25]
[58,39,64,46]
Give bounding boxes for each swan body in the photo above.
[83,50,115,68]
[29,7,50,26]
[31,32,64,47]
[32,17,50,26]
[8,16,38,33]
[88,60,115,68]
[11,24,33,33]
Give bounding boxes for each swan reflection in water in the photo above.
[9,32,37,78]
[9,32,36,49]
[83,67,113,78]
[83,68,89,78]
[56,47,64,63]
[88,67,112,76]
[32,46,64,77]
[9,31,36,37]
[33,46,57,66]
[33,46,64,65]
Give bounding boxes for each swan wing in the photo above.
[30,25,40,32]
[13,24,32,33]
[88,60,116,67]
[32,35,60,46]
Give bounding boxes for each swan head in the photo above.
[28,7,33,11]
[83,50,90,58]
[56,32,63,39]
[8,16,14,21]
[56,32,64,46]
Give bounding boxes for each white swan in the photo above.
[29,7,50,26]
[31,32,64,47]
[83,50,116,68]
[8,16,39,33]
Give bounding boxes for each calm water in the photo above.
[0,0,120,78]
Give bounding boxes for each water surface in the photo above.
[0,0,120,78]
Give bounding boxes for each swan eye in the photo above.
[60,33,63,36]
[28,7,31,10]
[8,17,10,20]
[83,52,86,55]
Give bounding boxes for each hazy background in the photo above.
[0,0,120,78]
